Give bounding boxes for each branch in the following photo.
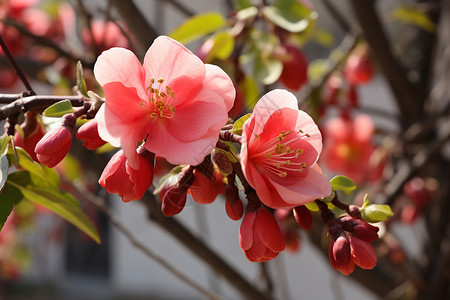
[110,0,158,56]
[164,0,195,17]
[73,181,225,300]
[349,0,422,127]
[0,34,35,94]
[0,94,89,120]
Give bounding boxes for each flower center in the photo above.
[143,78,176,119]
[252,129,309,178]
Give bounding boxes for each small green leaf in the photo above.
[0,155,9,192]
[236,6,258,21]
[308,59,329,84]
[16,147,60,190]
[206,31,235,61]
[262,6,311,33]
[254,53,283,85]
[6,138,19,168]
[169,12,227,44]
[233,0,252,10]
[232,113,251,135]
[313,29,335,47]
[42,99,75,117]
[305,201,319,212]
[240,75,260,110]
[0,183,19,229]
[214,148,237,163]
[362,204,394,223]
[329,175,356,195]
[393,5,436,33]
[76,61,88,97]
[8,172,100,243]
[0,134,10,155]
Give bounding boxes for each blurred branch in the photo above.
[73,181,225,300]
[110,0,158,57]
[321,0,351,32]
[141,195,272,300]
[349,0,422,128]
[164,0,195,17]
[0,34,35,94]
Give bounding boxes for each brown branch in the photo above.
[349,0,422,127]
[73,181,225,300]
[141,195,272,300]
[0,34,35,94]
[110,0,158,57]
[164,0,195,17]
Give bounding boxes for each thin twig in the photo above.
[321,0,351,32]
[73,181,225,300]
[164,0,195,17]
[0,34,35,94]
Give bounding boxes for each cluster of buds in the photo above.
[328,215,379,275]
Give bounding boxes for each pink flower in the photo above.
[99,149,154,202]
[240,89,331,209]
[279,44,308,91]
[239,207,285,262]
[94,36,235,169]
[14,112,46,161]
[76,119,106,150]
[82,20,130,52]
[321,114,376,183]
[35,114,76,168]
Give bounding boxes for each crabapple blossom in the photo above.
[279,44,308,91]
[188,168,224,204]
[99,147,154,202]
[240,89,331,209]
[239,207,285,262]
[94,36,235,169]
[14,112,46,161]
[76,119,106,150]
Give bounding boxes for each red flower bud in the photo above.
[76,119,106,150]
[14,112,46,161]
[352,219,379,243]
[344,47,375,85]
[35,125,73,167]
[225,184,243,220]
[349,235,377,269]
[279,44,308,91]
[160,185,187,217]
[293,205,312,230]
[333,236,351,264]
[188,168,224,204]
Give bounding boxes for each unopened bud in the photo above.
[76,119,106,150]
[293,205,312,230]
[35,124,73,168]
[333,236,351,264]
[160,185,187,217]
[225,184,243,220]
[212,149,233,175]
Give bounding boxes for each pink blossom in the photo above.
[94,36,234,169]
[99,149,153,202]
[82,20,130,52]
[76,119,106,150]
[239,207,285,262]
[14,112,46,161]
[322,114,376,183]
[188,168,224,204]
[240,89,331,209]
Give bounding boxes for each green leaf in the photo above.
[0,183,20,229]
[362,204,394,223]
[8,172,100,243]
[239,75,260,110]
[254,53,283,85]
[16,147,60,190]
[0,134,10,155]
[76,61,88,97]
[236,6,258,21]
[308,59,328,84]
[0,155,9,192]
[169,12,227,44]
[262,6,311,33]
[313,29,335,47]
[232,113,251,135]
[6,139,19,168]
[42,99,75,117]
[206,31,235,61]
[393,5,436,33]
[329,175,356,195]
[305,201,319,212]
[214,148,237,163]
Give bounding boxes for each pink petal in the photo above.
[102,82,149,123]
[94,47,146,100]
[143,36,205,88]
[167,89,228,142]
[245,234,270,262]
[239,210,256,250]
[203,64,235,112]
[274,164,332,207]
[294,109,323,158]
[350,236,377,269]
[95,105,121,147]
[255,208,285,252]
[250,89,299,135]
[324,117,351,141]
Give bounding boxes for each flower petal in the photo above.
[239,210,256,250]
[94,47,146,100]
[203,64,235,112]
[255,208,285,252]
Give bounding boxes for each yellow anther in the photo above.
[285,160,291,166]
[157,78,164,83]
[278,172,287,177]
[275,143,286,154]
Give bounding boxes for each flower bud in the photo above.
[35,114,75,167]
[344,45,375,85]
[160,184,187,217]
[14,112,46,161]
[352,219,379,243]
[293,205,312,230]
[188,168,224,204]
[279,44,308,91]
[76,119,106,150]
[349,235,377,269]
[212,149,233,175]
[333,236,351,264]
[361,203,394,223]
[224,184,243,220]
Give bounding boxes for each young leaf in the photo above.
[262,6,310,33]
[169,12,227,44]
[393,5,436,33]
[8,172,100,243]
[206,31,235,61]
[232,113,251,135]
[76,61,88,97]
[253,53,283,85]
[305,201,319,212]
[0,183,19,230]
[0,155,9,192]
[233,0,252,10]
[361,204,394,223]
[239,75,260,110]
[0,133,10,155]
[329,175,356,195]
[42,99,75,117]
